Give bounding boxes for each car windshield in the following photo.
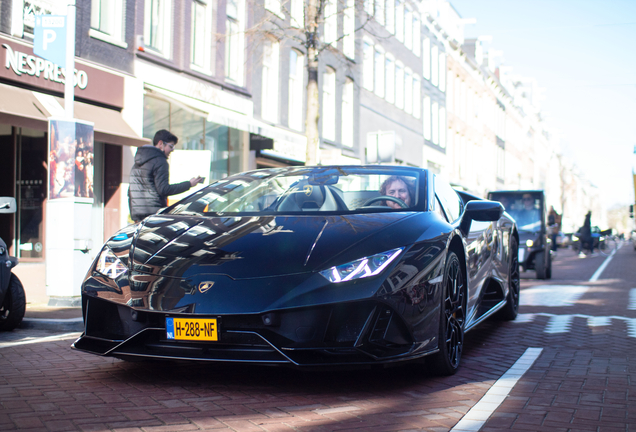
[165,166,424,216]
[489,192,542,232]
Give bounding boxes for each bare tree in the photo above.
[246,0,375,165]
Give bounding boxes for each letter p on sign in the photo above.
[34,15,67,67]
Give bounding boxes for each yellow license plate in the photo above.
[166,317,218,341]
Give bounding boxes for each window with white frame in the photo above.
[364,0,374,16]
[422,37,431,80]
[386,0,395,34]
[290,0,304,27]
[343,0,355,59]
[191,0,213,73]
[144,0,172,57]
[439,106,446,148]
[404,67,412,114]
[395,0,404,42]
[438,51,446,92]
[342,78,354,147]
[431,44,439,86]
[322,67,336,141]
[225,0,245,85]
[413,12,420,56]
[395,61,404,109]
[288,49,304,131]
[385,54,395,104]
[363,40,374,91]
[404,4,412,50]
[374,46,385,98]
[324,0,337,45]
[91,0,126,46]
[265,0,283,18]
[432,101,439,144]
[261,38,280,123]
[423,95,431,140]
[413,74,421,118]
[375,0,385,25]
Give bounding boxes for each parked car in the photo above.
[73,166,520,375]
[488,190,551,279]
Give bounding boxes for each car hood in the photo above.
[114,213,417,280]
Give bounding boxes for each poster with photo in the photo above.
[48,119,95,200]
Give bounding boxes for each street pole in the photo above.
[64,1,75,118]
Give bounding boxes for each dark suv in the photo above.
[488,190,552,279]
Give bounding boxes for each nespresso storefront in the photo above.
[0,35,147,295]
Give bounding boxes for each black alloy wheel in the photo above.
[431,251,466,376]
[0,274,26,331]
[497,236,520,321]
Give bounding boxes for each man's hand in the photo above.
[189,176,205,187]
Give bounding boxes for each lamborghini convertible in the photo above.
[72,165,520,375]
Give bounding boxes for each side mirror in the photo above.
[0,197,16,214]
[460,200,504,235]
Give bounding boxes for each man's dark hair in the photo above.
[153,129,178,146]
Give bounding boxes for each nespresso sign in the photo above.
[0,35,124,109]
[3,43,88,89]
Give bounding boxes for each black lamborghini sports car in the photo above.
[73,165,520,375]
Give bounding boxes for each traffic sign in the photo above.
[34,15,66,67]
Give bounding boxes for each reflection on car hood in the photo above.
[113,213,415,280]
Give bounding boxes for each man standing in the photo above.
[128,129,203,222]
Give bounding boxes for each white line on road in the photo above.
[589,243,619,282]
[450,347,543,432]
[0,332,81,349]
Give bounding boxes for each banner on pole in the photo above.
[48,119,95,200]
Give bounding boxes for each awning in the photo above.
[0,82,149,147]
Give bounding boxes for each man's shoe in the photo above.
[578,252,586,258]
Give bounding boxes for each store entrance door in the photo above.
[0,125,16,254]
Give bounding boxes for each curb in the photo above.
[20,318,85,332]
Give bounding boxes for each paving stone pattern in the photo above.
[0,245,634,431]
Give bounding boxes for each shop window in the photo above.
[143,95,243,181]
[17,128,47,259]
[144,0,172,58]
[90,0,126,47]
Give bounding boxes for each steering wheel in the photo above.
[363,195,408,209]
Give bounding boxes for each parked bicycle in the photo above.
[598,230,619,256]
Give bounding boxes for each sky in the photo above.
[450,0,636,209]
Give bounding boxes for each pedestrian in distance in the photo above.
[577,211,594,257]
[128,129,204,223]
[548,206,561,252]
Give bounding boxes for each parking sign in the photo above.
[34,15,66,67]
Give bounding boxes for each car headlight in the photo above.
[319,247,404,283]
[95,246,128,279]
[526,239,534,247]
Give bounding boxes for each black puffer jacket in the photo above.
[128,145,191,221]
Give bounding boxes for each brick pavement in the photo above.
[0,244,633,431]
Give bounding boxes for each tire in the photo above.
[546,252,552,279]
[430,252,466,376]
[0,274,26,331]
[535,251,547,279]
[497,237,520,321]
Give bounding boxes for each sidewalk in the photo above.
[20,278,84,332]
